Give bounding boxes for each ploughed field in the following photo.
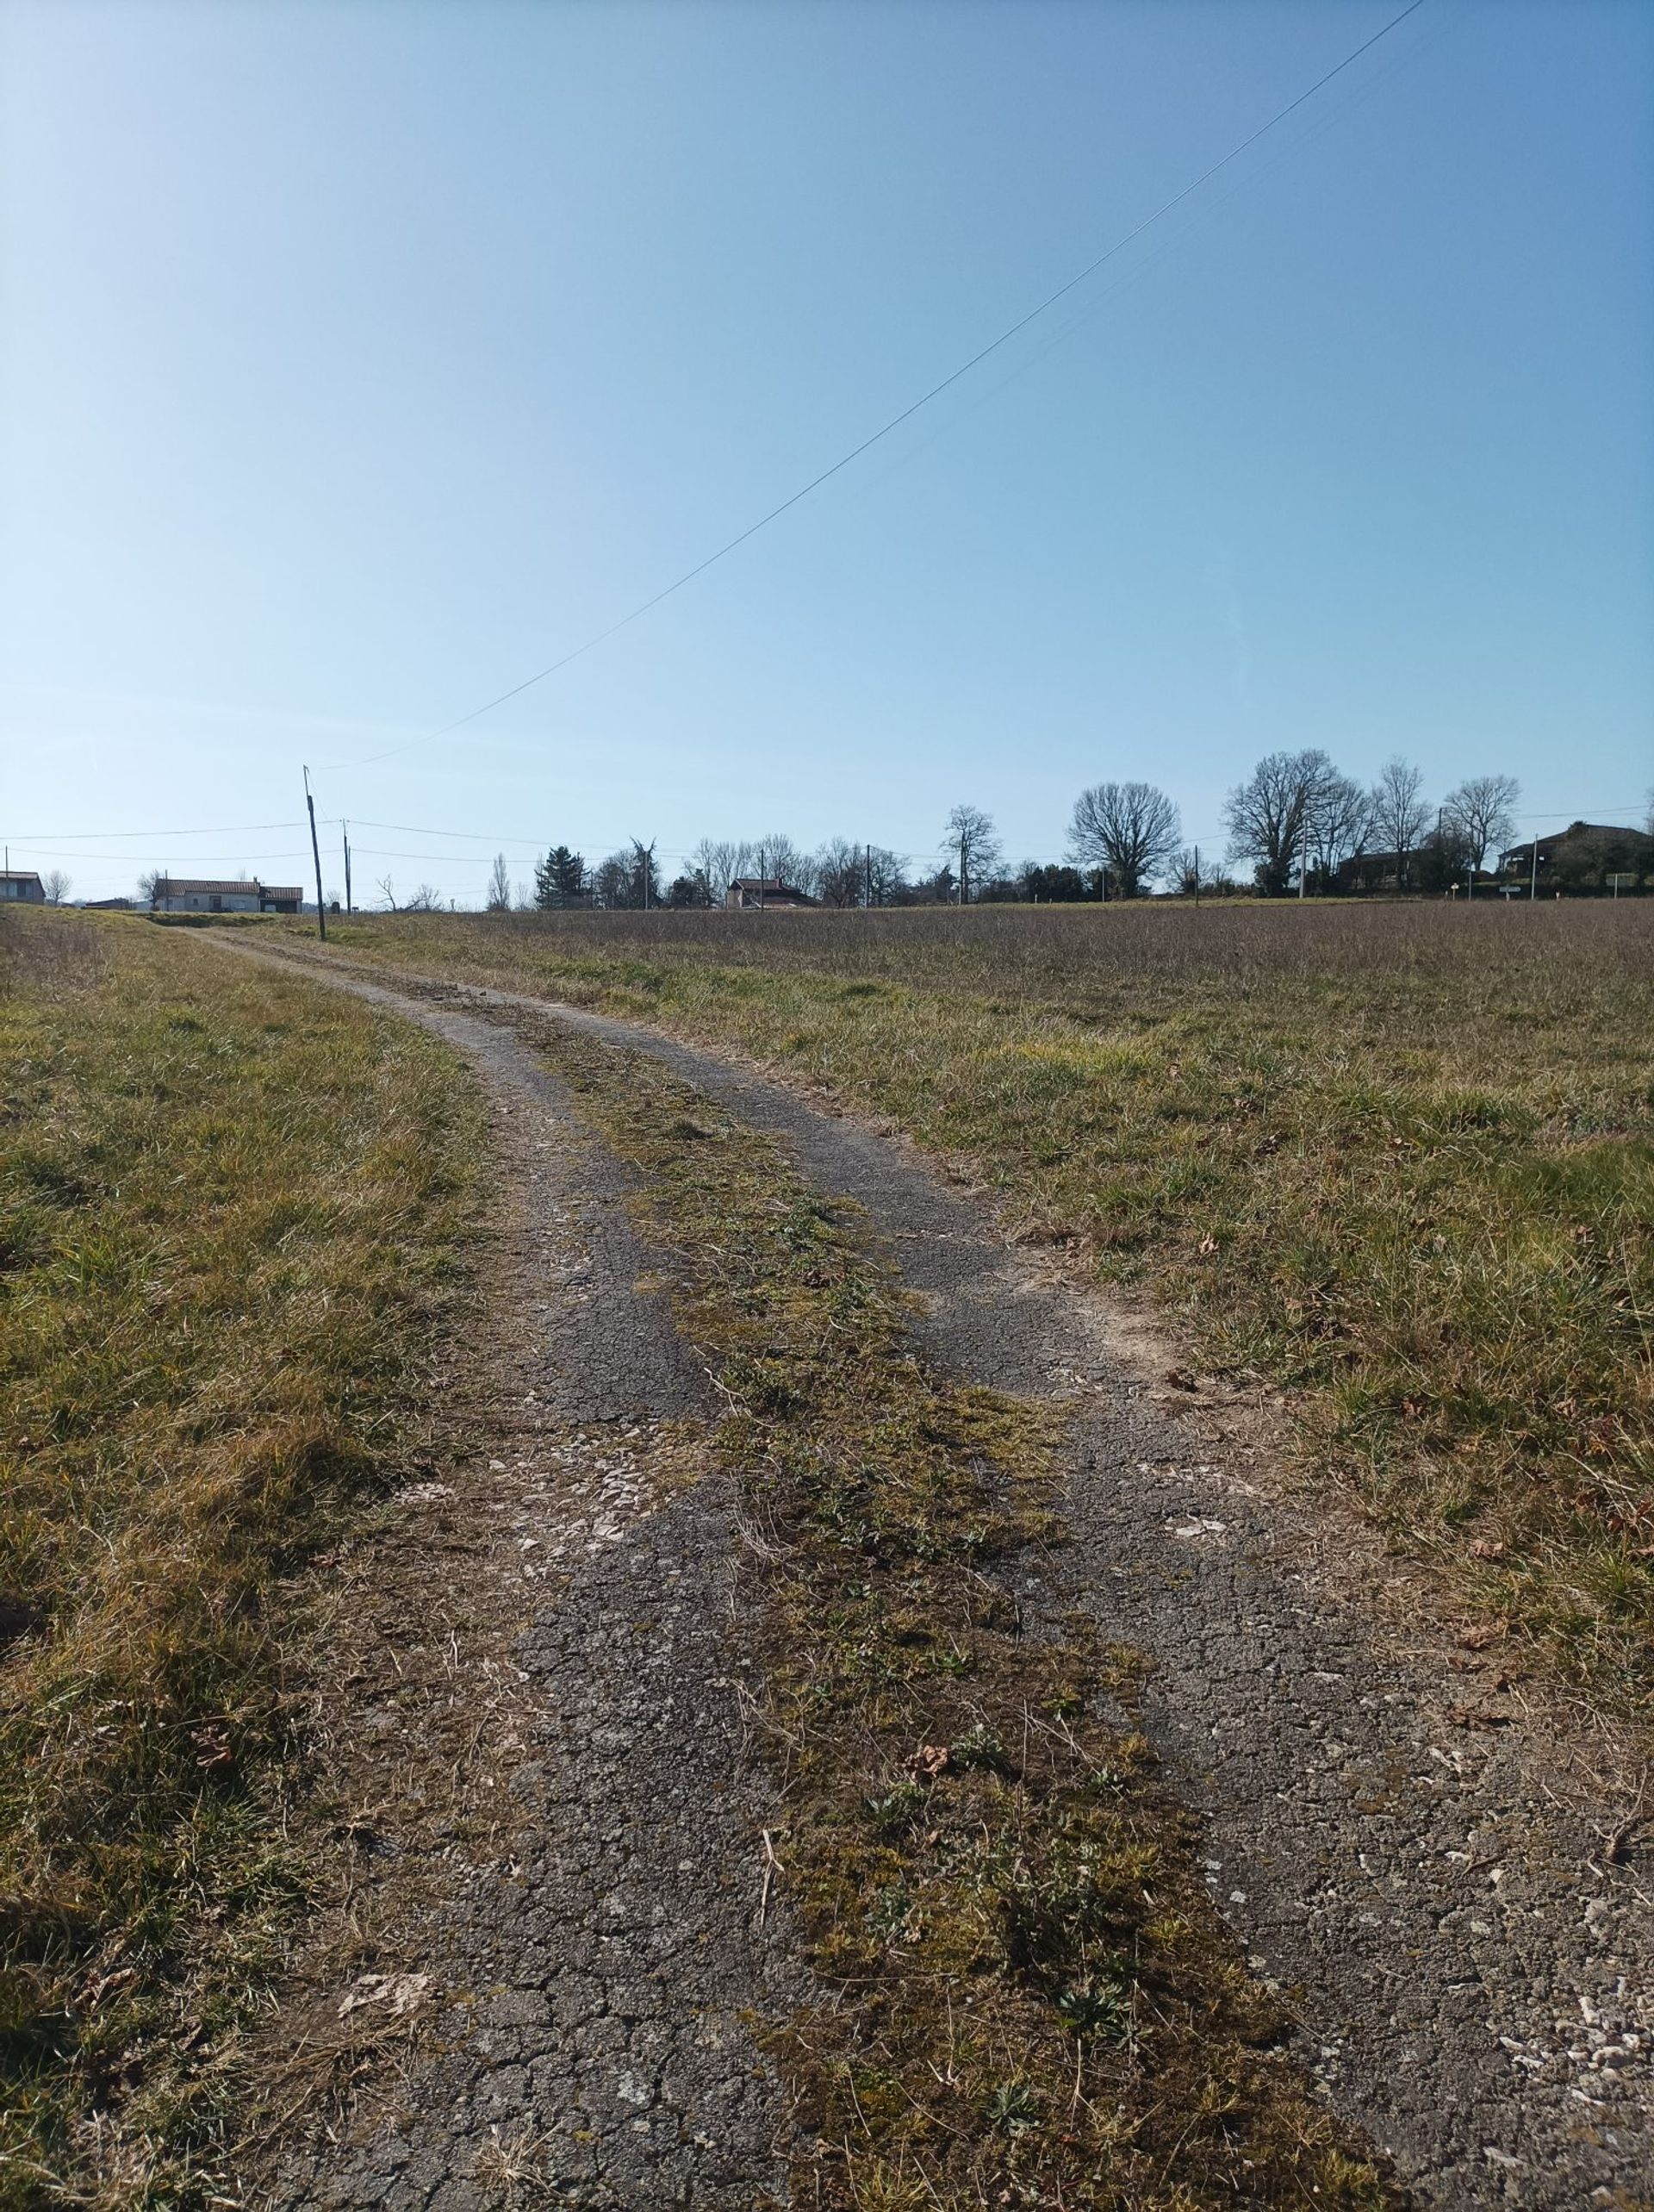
[300,898,1654,1715]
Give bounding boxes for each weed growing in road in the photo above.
[296,901,1654,1715]
[0,914,482,2209]
[529,1014,1400,2212]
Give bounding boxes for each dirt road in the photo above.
[227,945,1652,2210]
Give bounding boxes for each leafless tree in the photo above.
[1442,774,1520,872]
[813,838,865,907]
[1369,757,1430,886]
[943,804,1003,904]
[485,852,513,911]
[592,844,660,909]
[376,875,397,912]
[754,834,817,896]
[1307,772,1372,885]
[865,846,908,907]
[1223,749,1339,895]
[402,883,443,913]
[689,838,753,902]
[1066,782,1180,898]
[41,869,72,905]
[137,869,162,907]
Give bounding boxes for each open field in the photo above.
[289,900,1654,1713]
[0,913,482,2206]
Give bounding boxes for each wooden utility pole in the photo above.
[303,767,326,940]
[865,842,872,910]
[342,820,353,915]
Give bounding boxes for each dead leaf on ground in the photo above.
[1468,1539,1508,1562]
[337,1971,434,2021]
[1456,1623,1501,1649]
[1448,1706,1513,1731]
[908,1743,951,1781]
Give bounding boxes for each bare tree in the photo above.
[1369,757,1430,887]
[1442,775,1520,874]
[485,852,513,911]
[1066,782,1180,898]
[1223,749,1339,896]
[943,804,1003,904]
[591,844,660,909]
[813,838,865,907]
[689,838,753,902]
[754,834,817,896]
[1306,772,1371,887]
[865,846,908,907]
[402,883,443,913]
[138,869,162,907]
[41,869,72,905]
[376,875,397,912]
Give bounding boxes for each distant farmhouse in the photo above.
[724,876,818,911]
[150,877,304,915]
[1500,821,1653,895]
[1334,849,1500,895]
[0,870,46,904]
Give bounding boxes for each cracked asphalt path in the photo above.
[233,948,1654,2210]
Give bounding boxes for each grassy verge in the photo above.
[0,916,484,2209]
[278,903,1654,1716]
[519,1009,1397,2211]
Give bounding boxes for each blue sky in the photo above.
[3,0,1650,902]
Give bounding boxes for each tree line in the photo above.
[498,757,1527,910]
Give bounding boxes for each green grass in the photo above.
[285,900,1654,1712]
[0,914,484,2209]
[521,1009,1398,2211]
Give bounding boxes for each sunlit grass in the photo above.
[298,900,1654,1709]
[529,1013,1398,2210]
[0,913,483,2209]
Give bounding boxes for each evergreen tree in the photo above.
[534,846,587,908]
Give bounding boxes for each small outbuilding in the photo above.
[0,870,46,904]
[724,876,818,911]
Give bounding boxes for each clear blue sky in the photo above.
[3,0,1651,902]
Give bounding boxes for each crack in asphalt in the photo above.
[226,948,1654,2209]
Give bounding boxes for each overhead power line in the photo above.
[325,0,1428,774]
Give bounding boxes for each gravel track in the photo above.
[225,947,1654,2209]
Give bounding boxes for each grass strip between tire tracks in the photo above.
[525,1008,1402,2212]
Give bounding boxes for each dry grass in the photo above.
[0,913,483,2209]
[291,900,1654,1712]
[527,1012,1399,2210]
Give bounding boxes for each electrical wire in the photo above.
[321,0,1429,774]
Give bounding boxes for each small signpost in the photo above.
[1607,873,1637,900]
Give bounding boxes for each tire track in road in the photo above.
[249,983,794,2212]
[221,943,1654,2209]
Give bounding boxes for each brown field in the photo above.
[295,897,1654,1713]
